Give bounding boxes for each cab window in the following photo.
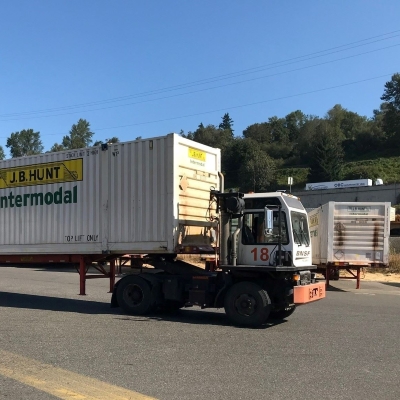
[242,211,288,245]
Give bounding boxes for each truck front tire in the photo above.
[116,275,156,315]
[224,282,271,327]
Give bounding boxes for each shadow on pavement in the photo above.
[0,290,289,328]
[0,264,78,273]
[325,284,347,292]
[380,282,400,288]
[0,291,121,315]
[114,308,288,329]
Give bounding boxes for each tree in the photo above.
[219,113,234,134]
[243,122,271,143]
[93,137,119,146]
[49,143,65,153]
[62,119,94,149]
[236,139,276,192]
[0,146,5,160]
[310,121,344,181]
[326,104,368,141]
[182,123,234,153]
[285,110,307,142]
[6,129,43,158]
[380,73,400,143]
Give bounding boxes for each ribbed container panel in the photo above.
[0,134,221,255]
[308,202,390,266]
[0,148,105,254]
[107,136,172,252]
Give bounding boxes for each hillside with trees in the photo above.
[181,73,400,191]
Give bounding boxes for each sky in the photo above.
[1,0,400,156]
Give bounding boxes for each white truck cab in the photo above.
[237,192,312,269]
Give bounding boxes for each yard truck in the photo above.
[0,133,324,327]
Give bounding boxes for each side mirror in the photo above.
[264,208,273,235]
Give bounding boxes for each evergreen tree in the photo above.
[62,119,94,149]
[219,113,234,135]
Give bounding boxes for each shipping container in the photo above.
[308,202,390,267]
[0,134,220,255]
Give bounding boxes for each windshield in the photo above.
[291,211,310,246]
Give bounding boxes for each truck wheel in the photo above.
[269,306,296,320]
[116,275,156,315]
[224,282,271,327]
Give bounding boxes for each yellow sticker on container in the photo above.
[0,159,83,189]
[309,214,319,227]
[188,147,206,162]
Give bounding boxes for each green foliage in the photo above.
[6,129,43,158]
[344,157,400,183]
[182,123,234,152]
[219,113,234,134]
[0,146,5,160]
[380,73,400,144]
[274,167,310,189]
[93,136,119,146]
[239,147,276,192]
[48,143,65,153]
[61,119,94,150]
[310,121,345,181]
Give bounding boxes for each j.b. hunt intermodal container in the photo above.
[0,134,221,255]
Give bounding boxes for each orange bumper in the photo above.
[293,282,326,304]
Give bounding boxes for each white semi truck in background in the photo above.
[0,133,325,327]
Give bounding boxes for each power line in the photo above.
[0,42,398,122]
[0,72,391,139]
[1,30,400,119]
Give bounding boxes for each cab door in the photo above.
[238,210,289,266]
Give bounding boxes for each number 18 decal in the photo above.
[250,247,269,261]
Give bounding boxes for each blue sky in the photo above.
[1,0,399,155]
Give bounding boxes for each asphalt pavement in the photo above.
[0,265,399,400]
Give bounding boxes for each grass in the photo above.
[275,156,400,189]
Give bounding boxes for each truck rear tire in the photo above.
[269,306,296,320]
[116,275,156,315]
[224,282,271,327]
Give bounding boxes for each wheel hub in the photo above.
[124,284,144,306]
[234,294,256,316]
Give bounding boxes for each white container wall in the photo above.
[0,134,220,255]
[308,202,390,266]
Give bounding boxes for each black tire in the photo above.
[116,275,156,315]
[224,281,271,327]
[269,306,296,320]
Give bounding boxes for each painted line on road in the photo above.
[0,349,156,400]
[354,293,376,295]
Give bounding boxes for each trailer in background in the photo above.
[307,202,391,288]
[305,179,372,191]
